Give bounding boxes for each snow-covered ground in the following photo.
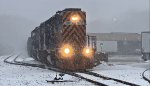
[0,55,93,86]
[0,54,149,86]
[92,63,149,86]
[91,55,150,86]
[76,72,128,86]
[144,69,150,80]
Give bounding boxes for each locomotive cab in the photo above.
[28,8,97,71]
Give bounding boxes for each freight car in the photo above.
[27,8,104,71]
[141,32,150,61]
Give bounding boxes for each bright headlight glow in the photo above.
[64,48,70,54]
[71,15,80,22]
[82,47,94,58]
[71,17,78,21]
[60,44,74,58]
[85,49,90,54]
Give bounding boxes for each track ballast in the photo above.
[4,55,140,86]
[4,55,107,86]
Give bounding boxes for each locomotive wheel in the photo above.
[46,54,55,66]
[32,50,38,60]
[38,50,49,64]
[36,51,41,61]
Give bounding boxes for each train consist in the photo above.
[27,8,106,71]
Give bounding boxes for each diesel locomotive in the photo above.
[27,8,98,71]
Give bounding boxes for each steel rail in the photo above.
[142,68,150,84]
[4,55,107,86]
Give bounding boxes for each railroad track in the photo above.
[4,55,107,86]
[4,55,140,86]
[83,71,140,86]
[142,68,150,84]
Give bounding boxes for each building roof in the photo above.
[87,32,141,41]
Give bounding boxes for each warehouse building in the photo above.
[88,33,141,55]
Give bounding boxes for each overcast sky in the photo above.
[0,0,149,33]
[0,0,149,54]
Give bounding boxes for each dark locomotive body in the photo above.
[27,8,97,71]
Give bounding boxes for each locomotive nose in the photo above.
[59,45,94,59]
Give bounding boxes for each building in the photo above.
[88,32,141,55]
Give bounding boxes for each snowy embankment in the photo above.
[0,54,149,86]
[0,55,93,86]
[92,58,150,86]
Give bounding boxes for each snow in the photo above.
[144,69,150,80]
[16,55,42,65]
[91,55,150,86]
[0,55,93,86]
[77,73,127,86]
[0,54,149,86]
[92,65,149,86]
[145,60,150,63]
[5,55,18,62]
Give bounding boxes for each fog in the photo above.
[0,15,36,55]
[88,10,149,33]
[0,0,149,55]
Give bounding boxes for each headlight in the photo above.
[71,15,80,22]
[64,48,70,54]
[82,47,94,58]
[60,44,74,58]
[71,16,78,21]
[85,48,90,54]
